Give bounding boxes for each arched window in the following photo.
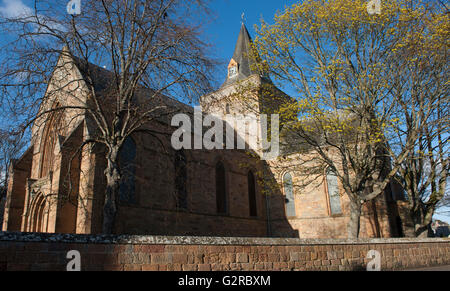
[283,172,296,217]
[119,137,136,204]
[39,107,64,178]
[248,170,257,217]
[175,150,187,209]
[215,161,227,214]
[326,169,342,215]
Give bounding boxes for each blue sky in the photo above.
[0,0,298,81]
[203,0,298,82]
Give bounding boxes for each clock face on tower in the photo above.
[227,58,238,79]
[228,65,238,78]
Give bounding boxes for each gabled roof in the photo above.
[70,55,115,93]
[221,23,266,88]
[66,50,193,114]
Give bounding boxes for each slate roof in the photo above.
[69,53,193,114]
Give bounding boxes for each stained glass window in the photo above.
[119,137,136,204]
[216,162,227,214]
[175,150,187,209]
[283,172,296,217]
[248,171,257,217]
[326,169,342,215]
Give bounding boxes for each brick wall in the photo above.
[0,232,449,271]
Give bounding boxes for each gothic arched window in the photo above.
[175,150,187,209]
[119,137,137,204]
[326,168,342,215]
[215,161,227,214]
[248,170,257,217]
[283,172,296,217]
[39,107,64,178]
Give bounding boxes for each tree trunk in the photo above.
[412,207,435,238]
[102,148,121,234]
[414,223,434,238]
[348,199,362,238]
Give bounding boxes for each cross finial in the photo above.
[241,12,245,24]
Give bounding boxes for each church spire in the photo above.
[222,23,261,88]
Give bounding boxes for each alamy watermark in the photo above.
[66,250,81,271]
[170,107,280,160]
[366,250,381,271]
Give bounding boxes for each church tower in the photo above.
[221,23,266,88]
[201,23,295,156]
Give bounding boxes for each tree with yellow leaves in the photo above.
[250,0,448,238]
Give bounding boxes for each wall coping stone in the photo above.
[1,231,449,246]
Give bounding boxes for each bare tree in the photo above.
[0,129,26,193]
[391,81,449,237]
[392,93,449,237]
[380,2,450,237]
[0,129,26,230]
[0,0,216,233]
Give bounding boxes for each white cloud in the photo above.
[0,0,65,34]
[0,0,33,19]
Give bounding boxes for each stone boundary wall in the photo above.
[0,232,449,271]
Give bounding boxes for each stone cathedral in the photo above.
[2,24,409,238]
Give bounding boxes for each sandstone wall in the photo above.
[0,232,448,271]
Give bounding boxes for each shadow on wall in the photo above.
[99,114,299,238]
[2,107,300,238]
[259,159,299,238]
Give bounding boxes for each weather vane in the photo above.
[241,12,246,24]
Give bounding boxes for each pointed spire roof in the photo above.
[221,23,264,88]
